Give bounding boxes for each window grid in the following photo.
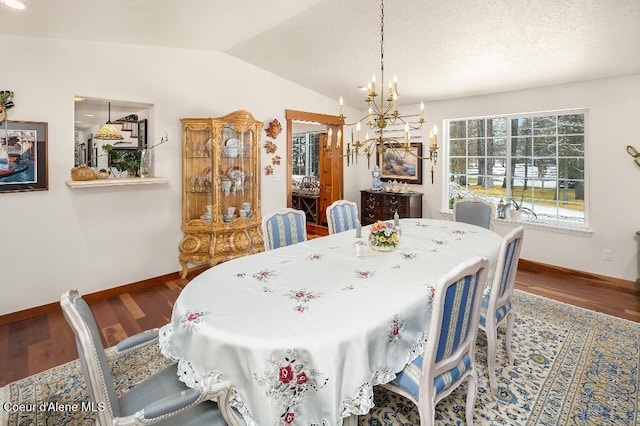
[447,110,586,226]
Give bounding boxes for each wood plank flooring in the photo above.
[0,263,638,387]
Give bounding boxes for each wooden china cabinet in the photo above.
[179,110,263,278]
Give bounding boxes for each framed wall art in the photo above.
[377,142,423,184]
[138,118,147,149]
[0,120,48,193]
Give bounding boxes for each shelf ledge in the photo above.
[65,177,169,188]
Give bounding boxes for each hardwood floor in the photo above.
[0,262,638,387]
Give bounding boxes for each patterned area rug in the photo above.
[1,290,638,425]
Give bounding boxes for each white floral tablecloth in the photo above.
[159,218,502,426]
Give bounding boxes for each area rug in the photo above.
[1,290,638,425]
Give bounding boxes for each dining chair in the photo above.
[60,289,242,426]
[479,226,524,394]
[261,207,307,251]
[326,199,359,234]
[381,255,488,425]
[453,197,496,230]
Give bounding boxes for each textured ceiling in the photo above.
[2,0,639,109]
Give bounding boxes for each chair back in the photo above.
[61,289,119,424]
[484,226,524,323]
[326,200,359,234]
[453,197,496,230]
[423,256,488,397]
[261,208,307,251]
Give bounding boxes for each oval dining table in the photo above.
[159,218,502,426]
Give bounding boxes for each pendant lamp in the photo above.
[94,102,123,141]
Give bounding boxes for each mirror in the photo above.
[286,110,344,233]
[74,97,152,174]
[291,121,324,192]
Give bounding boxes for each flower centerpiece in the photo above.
[368,220,400,251]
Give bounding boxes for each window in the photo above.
[447,109,586,226]
[292,131,320,178]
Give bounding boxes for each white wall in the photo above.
[0,35,362,315]
[1,34,637,316]
[402,74,640,282]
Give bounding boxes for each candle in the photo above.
[404,123,410,147]
[393,74,398,94]
[327,128,333,149]
[419,101,424,122]
[387,80,393,100]
[356,220,362,238]
[338,96,344,117]
[431,124,438,149]
[337,129,342,150]
[394,211,399,226]
[392,92,398,115]
[356,121,361,143]
[371,74,376,96]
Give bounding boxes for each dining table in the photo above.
[159,218,503,426]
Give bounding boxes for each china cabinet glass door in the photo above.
[184,124,214,223]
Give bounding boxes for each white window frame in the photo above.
[443,108,589,231]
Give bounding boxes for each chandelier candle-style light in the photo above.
[336,0,438,171]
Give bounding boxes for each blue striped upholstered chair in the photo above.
[381,256,488,425]
[453,197,496,230]
[326,200,359,235]
[261,208,308,251]
[60,290,242,426]
[480,226,524,394]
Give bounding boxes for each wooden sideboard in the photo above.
[360,189,423,225]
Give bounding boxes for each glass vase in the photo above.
[139,149,152,178]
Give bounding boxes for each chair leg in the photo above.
[418,394,436,426]
[485,323,498,395]
[505,312,515,366]
[465,373,477,425]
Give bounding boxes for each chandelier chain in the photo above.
[336,0,438,173]
[380,0,384,74]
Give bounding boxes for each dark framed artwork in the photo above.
[0,120,48,193]
[377,142,423,184]
[138,119,147,149]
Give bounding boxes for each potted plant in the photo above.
[505,198,537,220]
[101,133,168,177]
[101,145,142,177]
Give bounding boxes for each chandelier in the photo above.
[336,0,438,170]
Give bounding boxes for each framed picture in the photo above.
[0,120,48,193]
[377,142,423,184]
[138,119,147,149]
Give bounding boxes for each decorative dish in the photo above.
[228,166,244,181]
[223,138,241,158]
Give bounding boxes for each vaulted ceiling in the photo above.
[2,0,639,109]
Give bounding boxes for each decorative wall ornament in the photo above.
[264,140,277,154]
[265,119,282,139]
[265,165,274,175]
[0,91,15,123]
[272,155,281,165]
[626,145,640,167]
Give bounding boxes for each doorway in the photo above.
[286,109,344,235]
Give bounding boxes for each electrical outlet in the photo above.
[602,249,613,262]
